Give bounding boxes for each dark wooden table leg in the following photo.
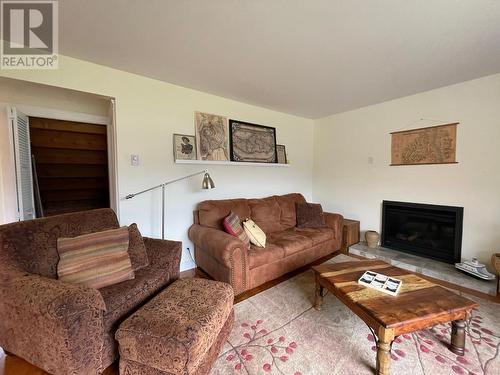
[314,276,324,310]
[376,327,394,375]
[450,319,466,356]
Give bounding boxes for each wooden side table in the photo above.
[341,218,360,253]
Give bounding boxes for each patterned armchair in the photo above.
[0,209,181,375]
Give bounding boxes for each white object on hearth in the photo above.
[455,258,496,280]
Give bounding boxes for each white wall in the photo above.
[0,55,314,271]
[0,77,109,116]
[313,73,500,265]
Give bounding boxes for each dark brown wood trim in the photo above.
[180,269,194,279]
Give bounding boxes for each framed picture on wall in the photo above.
[229,120,277,163]
[194,111,229,161]
[276,144,287,164]
[173,134,197,160]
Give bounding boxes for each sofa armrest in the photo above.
[324,212,344,240]
[188,224,249,294]
[143,237,182,281]
[188,224,246,267]
[0,269,107,374]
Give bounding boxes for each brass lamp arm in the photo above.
[124,169,214,240]
[125,169,208,199]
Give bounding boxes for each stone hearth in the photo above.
[349,242,497,296]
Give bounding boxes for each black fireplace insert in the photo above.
[381,201,463,264]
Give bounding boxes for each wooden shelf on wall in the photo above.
[175,159,290,167]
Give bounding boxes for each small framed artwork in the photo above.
[276,144,287,164]
[229,120,277,163]
[173,134,197,160]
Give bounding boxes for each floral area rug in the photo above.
[210,254,500,375]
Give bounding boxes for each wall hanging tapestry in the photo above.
[195,111,229,161]
[229,120,277,163]
[390,122,458,166]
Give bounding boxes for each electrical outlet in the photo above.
[131,154,139,166]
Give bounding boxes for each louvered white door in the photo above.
[10,108,35,220]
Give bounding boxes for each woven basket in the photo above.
[491,253,500,275]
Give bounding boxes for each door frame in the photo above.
[1,101,119,217]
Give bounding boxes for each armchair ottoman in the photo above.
[116,278,234,375]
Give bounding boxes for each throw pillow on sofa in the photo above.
[223,211,250,247]
[128,223,150,271]
[57,226,135,289]
[296,202,327,229]
[243,219,266,247]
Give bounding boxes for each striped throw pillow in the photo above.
[57,227,135,289]
[223,211,250,247]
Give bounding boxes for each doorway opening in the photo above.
[0,78,116,223]
[29,117,110,216]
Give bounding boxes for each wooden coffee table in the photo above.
[312,260,478,375]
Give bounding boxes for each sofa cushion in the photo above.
[248,196,283,233]
[57,227,135,289]
[127,224,149,271]
[198,199,251,230]
[275,193,306,229]
[294,227,335,245]
[296,202,327,228]
[115,278,234,375]
[267,230,313,257]
[248,243,285,269]
[101,266,172,331]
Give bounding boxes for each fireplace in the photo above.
[381,201,463,264]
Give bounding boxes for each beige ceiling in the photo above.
[59,0,500,119]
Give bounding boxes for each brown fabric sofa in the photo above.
[0,209,181,375]
[189,193,343,295]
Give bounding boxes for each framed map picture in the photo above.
[229,120,277,163]
[391,123,458,166]
[173,134,196,160]
[195,111,229,161]
[276,144,287,164]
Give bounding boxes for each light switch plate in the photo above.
[131,154,139,166]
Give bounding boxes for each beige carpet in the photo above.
[211,255,500,375]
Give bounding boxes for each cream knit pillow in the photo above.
[243,219,266,247]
